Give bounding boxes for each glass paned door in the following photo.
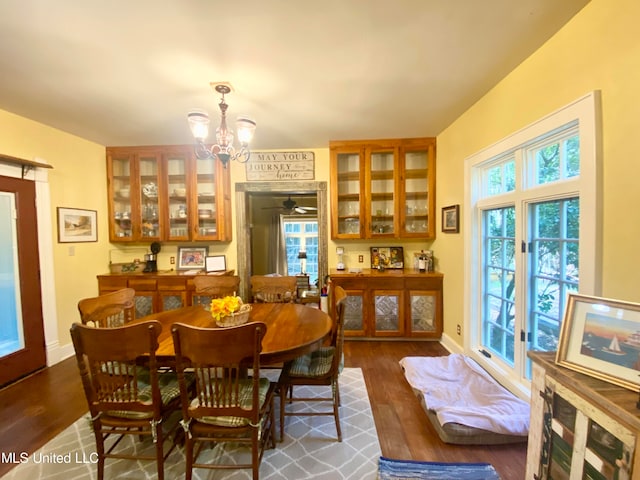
[194,157,218,239]
[0,192,23,357]
[528,198,580,353]
[403,150,430,235]
[369,150,395,236]
[0,175,46,386]
[138,155,160,239]
[482,206,516,365]
[166,153,188,241]
[335,152,361,236]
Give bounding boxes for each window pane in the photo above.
[535,143,561,185]
[482,207,516,365]
[565,136,580,178]
[529,198,580,355]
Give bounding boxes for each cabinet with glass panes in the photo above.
[329,137,436,240]
[527,352,638,480]
[106,145,231,243]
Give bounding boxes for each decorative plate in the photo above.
[142,182,158,198]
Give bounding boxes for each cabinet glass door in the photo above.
[409,291,437,333]
[335,152,362,237]
[166,153,189,241]
[369,149,395,237]
[402,149,430,236]
[138,155,161,240]
[374,291,403,334]
[194,157,218,239]
[343,292,365,335]
[110,155,133,239]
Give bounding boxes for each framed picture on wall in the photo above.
[442,204,460,233]
[370,246,404,269]
[57,207,98,243]
[177,246,208,271]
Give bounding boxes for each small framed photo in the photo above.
[177,246,208,271]
[556,293,640,392]
[442,204,460,233]
[205,255,227,273]
[370,246,404,269]
[57,207,97,243]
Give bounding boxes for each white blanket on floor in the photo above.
[400,354,529,436]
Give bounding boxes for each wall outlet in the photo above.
[456,324,461,335]
[170,256,175,264]
[358,255,364,263]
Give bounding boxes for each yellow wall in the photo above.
[0,109,109,347]
[435,0,640,345]
[3,0,639,356]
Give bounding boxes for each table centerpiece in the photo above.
[210,295,252,327]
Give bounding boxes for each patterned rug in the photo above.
[1,368,380,479]
[377,457,501,480]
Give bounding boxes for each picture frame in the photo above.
[205,255,227,273]
[177,246,208,271]
[57,207,97,243]
[370,246,404,269]
[442,204,460,233]
[556,293,640,392]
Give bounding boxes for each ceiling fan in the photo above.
[262,195,318,214]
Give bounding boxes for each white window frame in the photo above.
[463,91,602,398]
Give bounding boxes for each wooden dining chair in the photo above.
[70,320,182,480]
[171,321,276,480]
[278,285,347,442]
[77,287,136,328]
[191,275,241,308]
[250,275,297,303]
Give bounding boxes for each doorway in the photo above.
[235,181,328,301]
[0,175,46,386]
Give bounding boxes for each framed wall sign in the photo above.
[177,246,208,271]
[556,293,640,392]
[57,207,97,243]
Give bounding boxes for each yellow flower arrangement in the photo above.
[210,295,243,322]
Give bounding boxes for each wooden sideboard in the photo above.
[527,351,640,479]
[329,268,443,338]
[97,271,231,318]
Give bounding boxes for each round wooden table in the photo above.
[136,303,332,365]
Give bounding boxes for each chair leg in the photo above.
[184,435,194,480]
[279,382,287,441]
[93,423,105,480]
[155,426,164,480]
[333,380,342,442]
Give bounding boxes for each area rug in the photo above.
[1,368,380,480]
[377,456,501,480]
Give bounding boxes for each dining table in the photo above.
[134,302,332,365]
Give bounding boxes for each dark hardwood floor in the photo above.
[0,340,527,479]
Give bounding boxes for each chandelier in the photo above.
[187,84,256,168]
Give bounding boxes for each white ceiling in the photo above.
[0,0,589,150]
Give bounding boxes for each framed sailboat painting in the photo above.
[556,293,640,392]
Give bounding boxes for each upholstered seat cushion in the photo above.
[106,370,183,420]
[288,347,335,377]
[191,377,272,428]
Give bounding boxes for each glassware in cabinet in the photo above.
[193,156,218,239]
[334,151,362,238]
[166,153,189,241]
[401,149,430,235]
[109,154,133,240]
[138,154,161,239]
[369,149,396,236]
